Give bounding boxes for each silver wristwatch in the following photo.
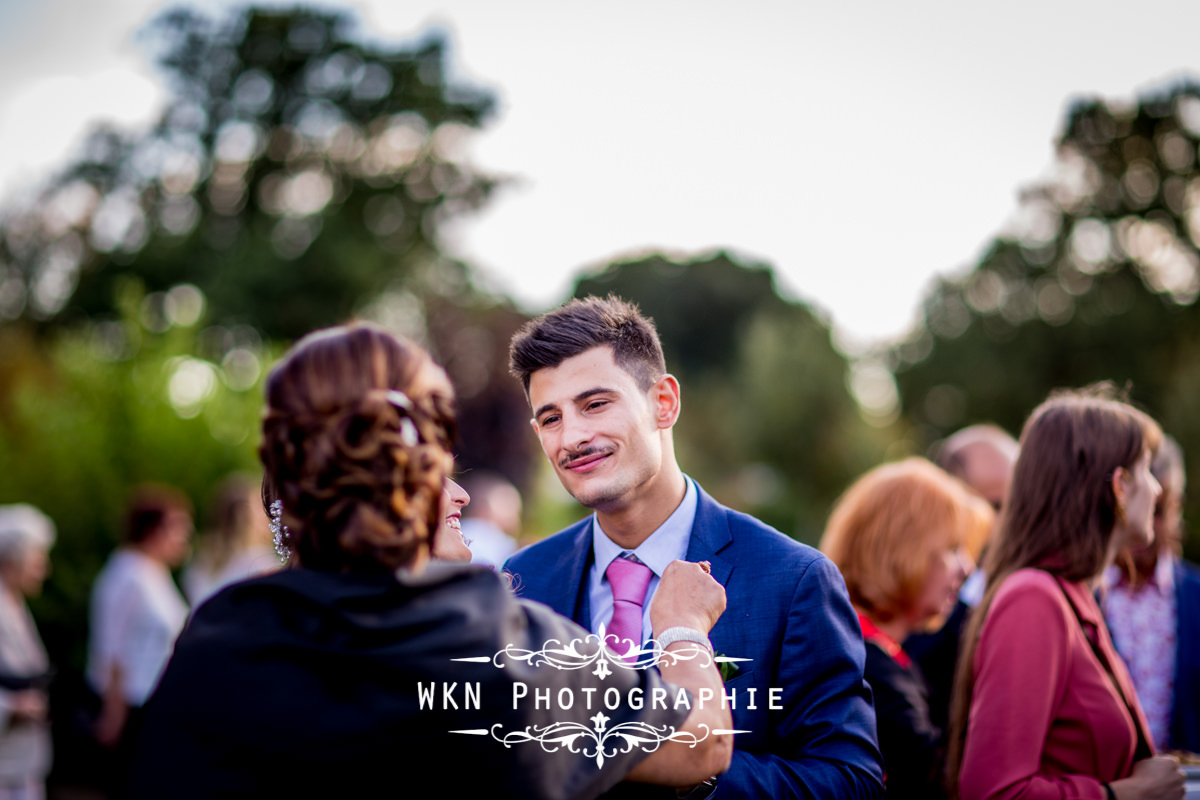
[654,626,714,654]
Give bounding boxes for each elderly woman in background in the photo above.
[0,505,56,800]
[950,386,1185,800]
[129,323,732,800]
[821,457,990,798]
[183,474,281,607]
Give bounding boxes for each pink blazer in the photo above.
[960,568,1153,800]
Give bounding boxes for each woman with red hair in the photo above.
[821,456,989,798]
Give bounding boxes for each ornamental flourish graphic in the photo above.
[490,714,710,769]
[481,623,718,678]
[444,624,752,768]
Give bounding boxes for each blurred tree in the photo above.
[0,3,538,537]
[0,5,498,341]
[891,78,1200,558]
[0,282,269,670]
[575,250,894,543]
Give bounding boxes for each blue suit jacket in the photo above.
[1171,559,1200,753]
[504,483,884,799]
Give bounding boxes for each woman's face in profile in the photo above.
[1115,448,1161,551]
[912,544,970,626]
[431,478,471,561]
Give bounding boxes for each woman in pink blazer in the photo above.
[948,385,1185,800]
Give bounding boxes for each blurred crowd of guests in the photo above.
[820,397,1198,799]
[0,313,1196,798]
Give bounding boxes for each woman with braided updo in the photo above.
[129,324,731,800]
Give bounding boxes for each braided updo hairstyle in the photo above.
[259,324,456,573]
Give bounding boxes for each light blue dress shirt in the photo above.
[588,476,697,645]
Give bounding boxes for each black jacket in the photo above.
[130,562,687,800]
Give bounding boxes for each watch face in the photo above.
[676,776,719,799]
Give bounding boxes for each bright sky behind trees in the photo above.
[2,0,1199,347]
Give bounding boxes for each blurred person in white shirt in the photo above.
[86,485,191,797]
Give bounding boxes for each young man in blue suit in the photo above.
[504,295,883,799]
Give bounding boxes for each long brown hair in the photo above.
[258,324,456,573]
[945,384,1160,794]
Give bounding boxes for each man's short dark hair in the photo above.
[509,295,666,393]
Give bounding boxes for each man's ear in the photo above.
[650,374,681,430]
[529,417,539,435]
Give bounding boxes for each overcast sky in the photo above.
[1,0,1197,350]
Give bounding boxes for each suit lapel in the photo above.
[683,484,734,587]
[682,485,745,672]
[546,519,595,628]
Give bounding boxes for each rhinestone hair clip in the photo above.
[386,390,420,447]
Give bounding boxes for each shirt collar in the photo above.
[1153,552,1177,593]
[591,476,697,579]
[1103,553,1177,597]
[857,611,913,669]
[117,547,164,573]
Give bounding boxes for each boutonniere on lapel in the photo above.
[715,653,749,682]
[693,561,749,682]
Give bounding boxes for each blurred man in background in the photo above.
[932,424,1019,603]
[905,423,1019,730]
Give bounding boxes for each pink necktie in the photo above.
[605,555,653,659]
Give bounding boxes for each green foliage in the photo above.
[0,5,498,340]
[0,297,268,668]
[578,252,792,376]
[0,6,541,633]
[574,251,894,544]
[892,78,1200,559]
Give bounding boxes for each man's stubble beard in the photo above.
[563,458,658,514]
[568,472,637,512]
